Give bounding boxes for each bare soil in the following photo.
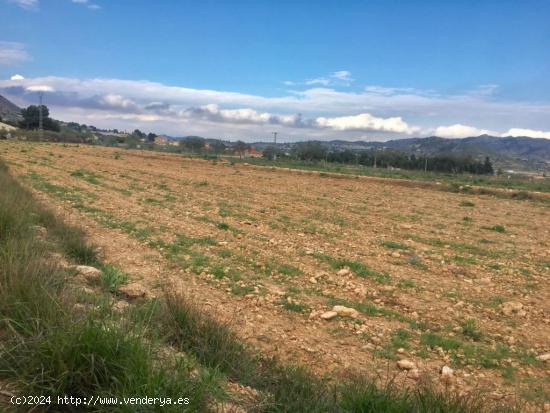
[2,141,549,407]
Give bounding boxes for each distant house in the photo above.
[154,135,169,145]
[246,147,263,158]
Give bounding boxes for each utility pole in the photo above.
[424,157,428,172]
[38,91,44,139]
[373,151,377,168]
[272,132,278,160]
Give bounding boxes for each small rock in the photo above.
[391,252,401,258]
[118,283,147,299]
[408,368,421,380]
[309,277,318,284]
[440,365,454,384]
[501,301,524,316]
[337,268,350,276]
[536,353,550,362]
[74,265,102,282]
[397,359,416,370]
[320,311,338,320]
[114,300,129,310]
[332,305,359,318]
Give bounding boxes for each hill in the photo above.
[320,135,550,171]
[0,94,22,123]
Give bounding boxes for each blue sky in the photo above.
[1,0,550,140]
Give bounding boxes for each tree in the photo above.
[146,132,157,143]
[483,156,494,175]
[262,145,280,160]
[180,136,205,153]
[132,129,146,139]
[210,140,227,154]
[19,105,60,131]
[294,141,326,161]
[234,141,250,159]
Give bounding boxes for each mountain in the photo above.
[0,94,22,123]
[318,135,550,171]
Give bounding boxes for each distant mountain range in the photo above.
[314,136,550,170]
[0,94,22,122]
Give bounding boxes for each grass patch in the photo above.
[70,168,101,185]
[99,264,128,293]
[314,253,391,284]
[461,319,483,341]
[483,225,506,233]
[380,240,409,250]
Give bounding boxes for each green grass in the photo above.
[229,156,550,194]
[461,319,483,341]
[277,264,303,277]
[314,253,391,284]
[380,240,409,250]
[485,225,506,233]
[217,222,230,230]
[99,264,128,293]
[70,168,101,185]
[279,300,309,313]
[0,160,216,412]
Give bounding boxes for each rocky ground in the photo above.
[1,141,549,409]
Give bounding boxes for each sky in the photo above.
[1,0,550,141]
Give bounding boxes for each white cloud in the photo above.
[300,70,354,87]
[434,124,494,138]
[70,0,101,10]
[305,77,331,86]
[7,0,38,10]
[1,75,549,141]
[316,113,417,134]
[183,104,305,127]
[503,128,550,139]
[26,85,55,92]
[0,41,31,65]
[10,74,25,80]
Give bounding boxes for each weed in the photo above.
[461,319,483,341]
[279,300,309,313]
[460,201,476,207]
[380,240,409,250]
[217,222,230,230]
[99,264,128,293]
[70,168,101,185]
[314,253,391,284]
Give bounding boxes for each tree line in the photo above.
[264,141,494,175]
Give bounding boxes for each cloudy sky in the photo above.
[1,0,550,141]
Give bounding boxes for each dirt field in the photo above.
[2,141,549,406]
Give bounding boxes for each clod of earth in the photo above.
[118,282,148,299]
[501,301,526,316]
[320,311,338,320]
[74,265,101,282]
[397,359,416,370]
[332,305,359,318]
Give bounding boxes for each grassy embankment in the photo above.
[0,157,516,412]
